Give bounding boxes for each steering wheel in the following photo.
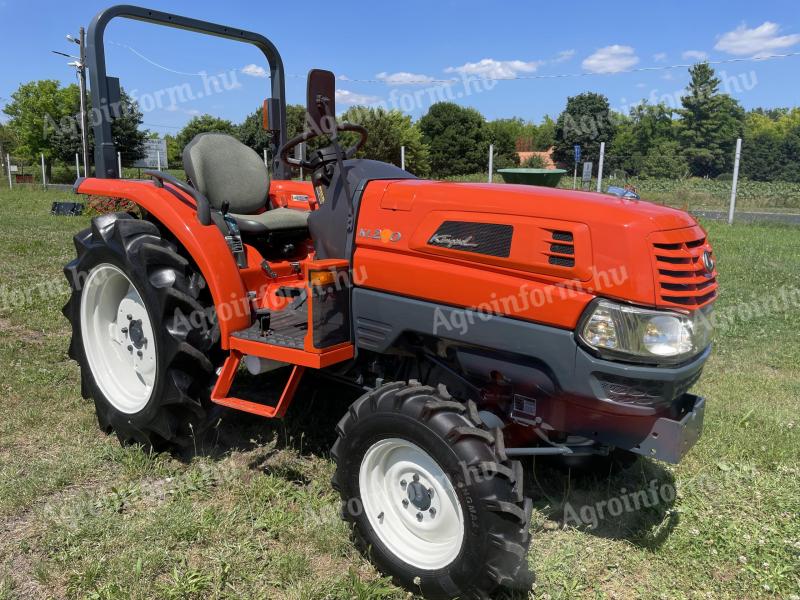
[278,123,368,170]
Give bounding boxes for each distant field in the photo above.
[443,173,800,213]
[0,187,798,599]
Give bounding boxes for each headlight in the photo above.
[579,299,713,363]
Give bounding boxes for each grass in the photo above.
[0,186,798,599]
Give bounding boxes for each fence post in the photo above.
[117,152,123,179]
[401,145,405,171]
[75,153,81,179]
[488,144,494,183]
[40,154,47,191]
[6,154,11,189]
[157,151,162,172]
[728,137,742,225]
[263,148,268,167]
[596,142,605,193]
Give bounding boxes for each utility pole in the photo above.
[488,144,494,183]
[76,28,89,177]
[58,30,89,178]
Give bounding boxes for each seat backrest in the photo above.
[182,133,270,214]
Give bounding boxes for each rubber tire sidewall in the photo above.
[340,411,504,598]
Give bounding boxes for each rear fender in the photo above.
[76,178,250,345]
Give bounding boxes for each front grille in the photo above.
[651,229,718,308]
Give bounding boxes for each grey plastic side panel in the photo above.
[351,288,578,388]
[351,288,711,402]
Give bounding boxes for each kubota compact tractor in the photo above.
[63,6,716,598]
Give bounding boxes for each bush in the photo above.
[522,154,548,169]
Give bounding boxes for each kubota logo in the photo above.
[359,228,402,243]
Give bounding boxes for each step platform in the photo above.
[211,259,354,417]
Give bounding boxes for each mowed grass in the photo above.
[0,186,798,599]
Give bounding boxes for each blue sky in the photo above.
[1,0,799,135]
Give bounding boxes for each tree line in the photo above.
[1,62,797,182]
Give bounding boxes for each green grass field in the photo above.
[0,187,798,599]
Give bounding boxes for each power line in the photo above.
[111,39,800,86]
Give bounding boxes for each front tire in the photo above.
[63,213,219,451]
[332,381,533,599]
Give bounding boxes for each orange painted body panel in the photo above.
[269,180,315,210]
[211,354,306,418]
[355,180,713,329]
[76,177,250,344]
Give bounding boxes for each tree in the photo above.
[172,114,236,167]
[484,119,520,169]
[341,106,430,176]
[607,102,678,176]
[678,63,745,177]
[418,102,486,176]
[533,116,556,151]
[552,92,617,167]
[236,105,271,156]
[0,122,17,162]
[641,140,690,179]
[3,80,77,177]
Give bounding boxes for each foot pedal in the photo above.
[275,286,303,298]
[256,309,271,336]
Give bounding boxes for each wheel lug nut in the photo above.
[416,512,423,521]
[127,314,132,320]
[137,350,143,358]
[400,480,407,488]
[127,345,133,352]
[413,474,419,482]
[428,487,434,497]
[402,499,409,507]
[429,508,436,517]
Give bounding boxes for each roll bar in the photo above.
[87,5,289,180]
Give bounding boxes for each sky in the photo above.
[0,0,799,136]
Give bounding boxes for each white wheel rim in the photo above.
[359,438,465,570]
[80,263,157,414]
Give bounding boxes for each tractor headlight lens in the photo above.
[579,300,713,363]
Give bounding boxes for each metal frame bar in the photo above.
[211,351,306,418]
[86,4,288,179]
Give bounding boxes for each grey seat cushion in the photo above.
[231,208,310,234]
[183,133,270,215]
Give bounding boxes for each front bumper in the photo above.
[629,393,705,463]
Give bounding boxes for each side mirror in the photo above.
[306,69,336,134]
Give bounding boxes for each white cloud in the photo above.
[444,58,542,79]
[335,89,380,105]
[582,45,639,73]
[635,82,648,88]
[715,21,800,57]
[375,71,434,85]
[553,49,576,63]
[653,52,668,62]
[682,50,708,61]
[241,64,267,78]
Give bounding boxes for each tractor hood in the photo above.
[354,179,718,330]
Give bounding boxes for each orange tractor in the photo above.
[64,6,715,598]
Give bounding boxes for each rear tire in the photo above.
[332,381,533,599]
[63,213,220,451]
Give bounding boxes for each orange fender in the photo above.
[76,178,250,345]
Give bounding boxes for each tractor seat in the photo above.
[182,132,308,235]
